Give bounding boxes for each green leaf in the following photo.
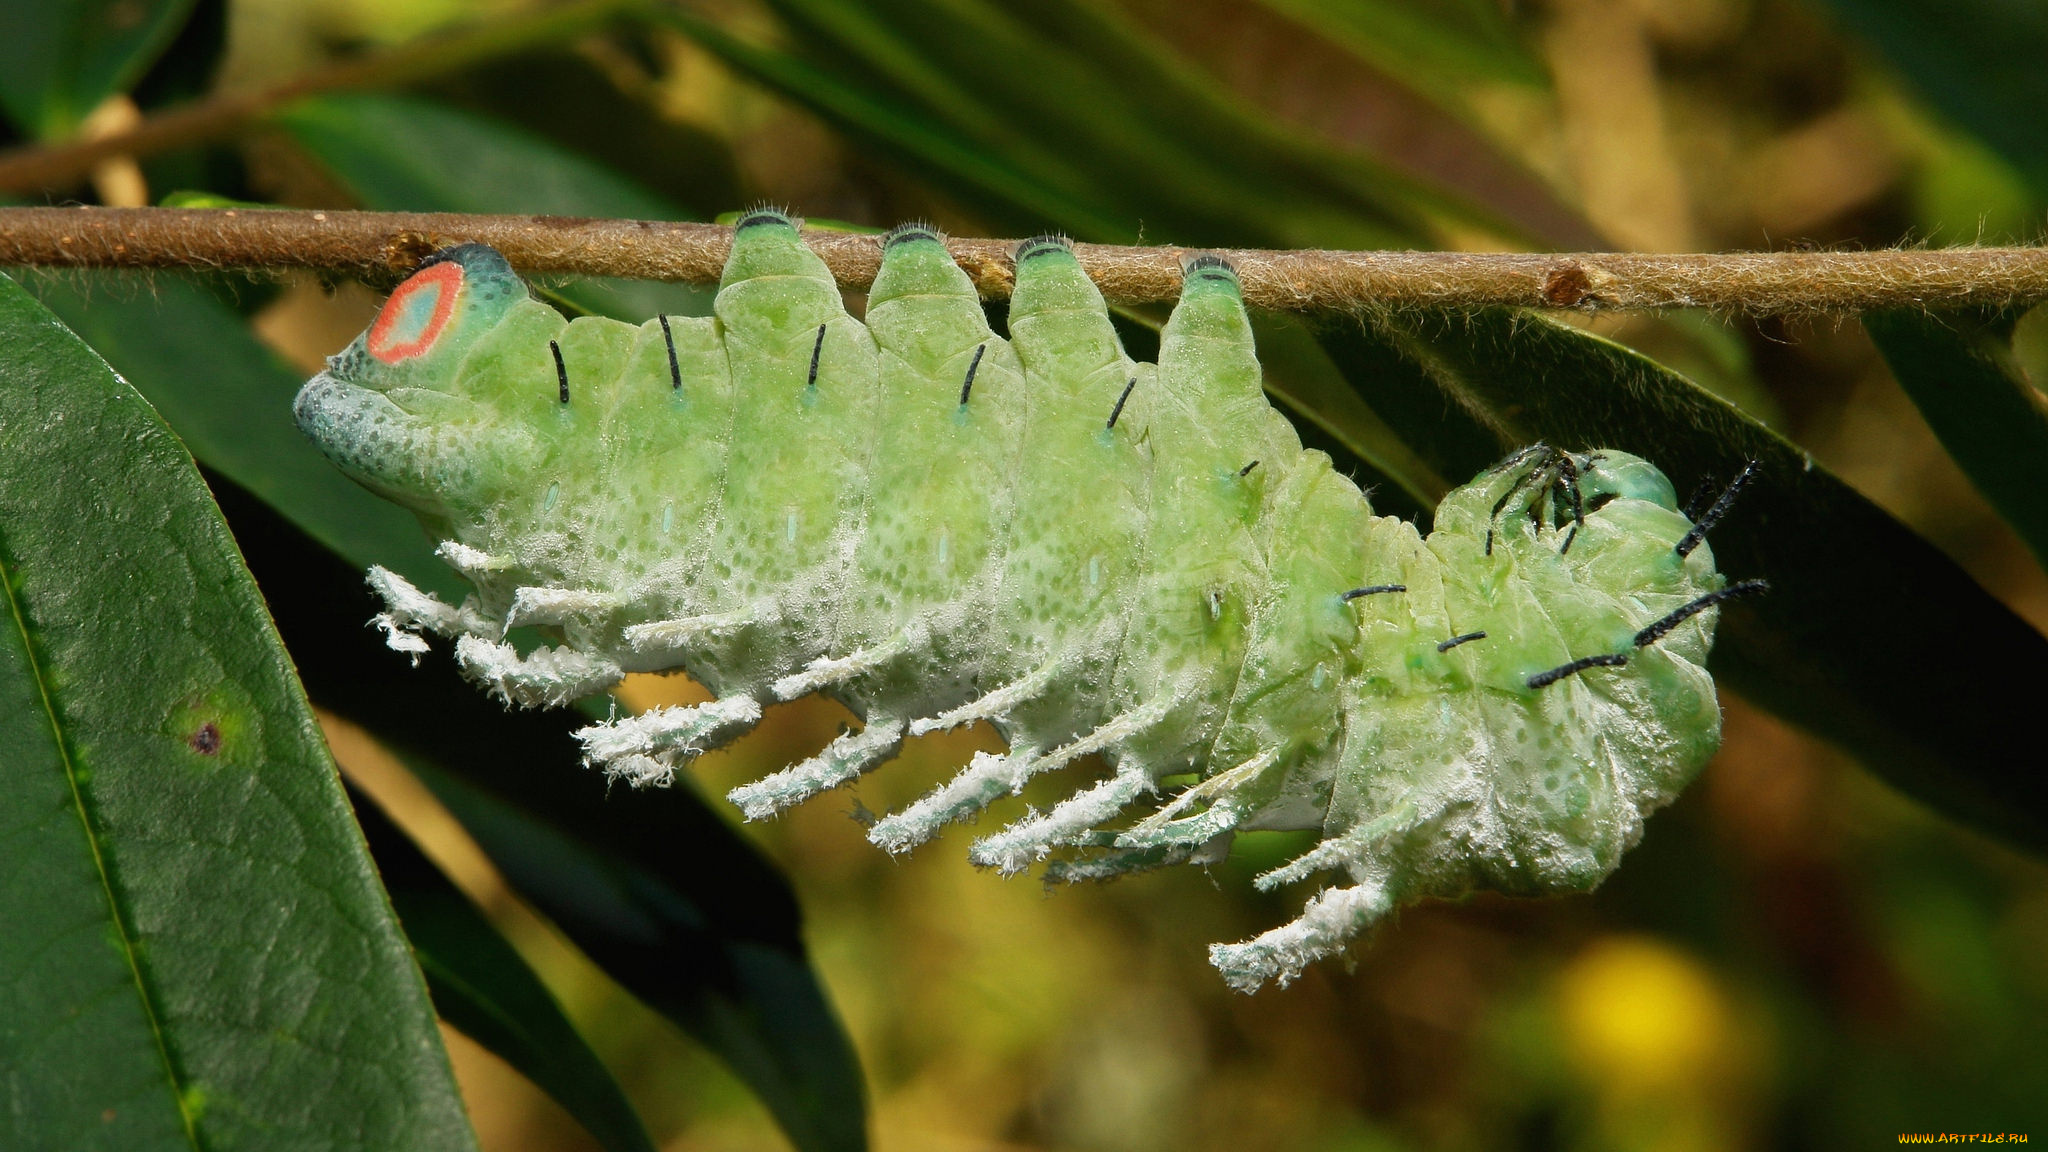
[23,272,455,597]
[0,272,474,1149]
[351,786,659,1152]
[28,264,863,1149]
[272,91,711,321]
[419,48,742,219]
[1374,307,2048,851]
[0,0,197,139]
[410,763,870,1152]
[1249,0,1546,95]
[657,7,1132,239]
[664,0,1448,247]
[1816,0,2048,195]
[1864,308,2048,571]
[208,477,870,1152]
[273,90,676,219]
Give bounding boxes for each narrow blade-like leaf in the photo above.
[25,272,449,593]
[351,786,659,1152]
[1864,308,2048,570]
[0,272,474,1150]
[210,476,870,1152]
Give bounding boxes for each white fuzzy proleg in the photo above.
[728,718,907,819]
[1207,881,1393,994]
[453,634,624,709]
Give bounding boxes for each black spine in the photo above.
[1633,579,1770,648]
[960,342,986,407]
[659,314,681,391]
[1341,584,1406,601]
[1675,461,1759,558]
[1528,653,1629,689]
[1106,377,1136,431]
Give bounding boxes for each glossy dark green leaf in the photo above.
[351,787,658,1152]
[420,48,742,219]
[1816,0,2048,194]
[208,476,870,1152]
[0,272,474,1150]
[408,763,868,1152]
[0,0,197,139]
[273,91,711,321]
[23,272,450,594]
[664,0,1450,248]
[657,7,1131,239]
[275,90,676,219]
[1865,308,2048,571]
[1372,307,2048,851]
[1250,0,1546,95]
[25,271,862,1147]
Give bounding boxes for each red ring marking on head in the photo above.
[367,260,465,363]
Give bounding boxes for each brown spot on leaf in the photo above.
[189,722,222,755]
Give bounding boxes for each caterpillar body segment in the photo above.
[295,212,1733,992]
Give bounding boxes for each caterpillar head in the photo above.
[294,244,557,522]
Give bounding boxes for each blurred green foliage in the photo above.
[3,0,2047,1149]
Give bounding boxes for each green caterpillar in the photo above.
[295,211,1756,991]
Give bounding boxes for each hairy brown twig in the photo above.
[4,206,2047,315]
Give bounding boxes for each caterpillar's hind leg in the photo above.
[1208,879,1395,994]
[727,717,907,820]
[1110,746,1280,852]
[575,695,765,785]
[866,748,1035,854]
[907,659,1062,736]
[969,764,1155,875]
[365,564,492,657]
[454,634,624,709]
[874,697,1170,856]
[1252,802,1417,892]
[1043,840,1201,884]
[769,623,929,701]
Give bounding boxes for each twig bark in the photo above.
[4,205,2047,315]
